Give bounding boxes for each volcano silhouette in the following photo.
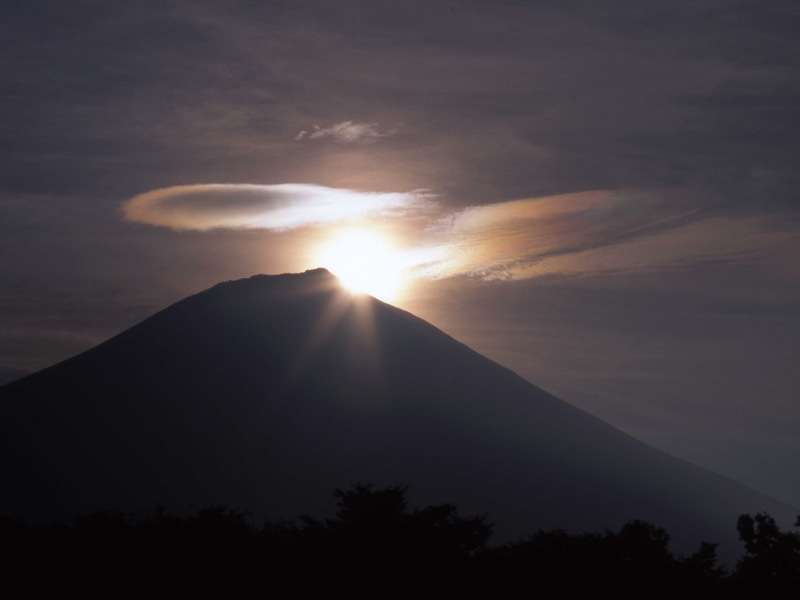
[1,269,795,557]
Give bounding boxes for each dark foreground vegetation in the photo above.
[2,485,799,596]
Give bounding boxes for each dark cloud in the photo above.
[2,1,797,206]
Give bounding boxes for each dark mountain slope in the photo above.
[1,269,795,559]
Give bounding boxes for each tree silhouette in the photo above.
[286,483,492,592]
[10,484,800,595]
[732,512,800,591]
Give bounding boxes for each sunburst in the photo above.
[316,229,405,302]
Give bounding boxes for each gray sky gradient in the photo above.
[2,0,799,508]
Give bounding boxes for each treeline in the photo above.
[2,484,799,595]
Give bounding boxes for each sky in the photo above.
[2,0,800,507]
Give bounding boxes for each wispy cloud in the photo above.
[295,121,398,143]
[412,190,760,281]
[122,184,428,231]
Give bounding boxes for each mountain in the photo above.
[1,269,796,559]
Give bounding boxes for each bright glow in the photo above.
[317,230,404,302]
[123,184,427,231]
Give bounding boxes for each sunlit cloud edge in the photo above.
[122,183,433,231]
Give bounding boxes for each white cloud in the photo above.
[295,121,398,143]
[122,183,428,231]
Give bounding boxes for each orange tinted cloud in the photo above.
[416,190,704,279]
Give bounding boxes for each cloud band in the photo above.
[122,184,428,231]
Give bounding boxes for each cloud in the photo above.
[413,189,739,280]
[122,184,428,231]
[295,121,398,143]
[122,183,794,285]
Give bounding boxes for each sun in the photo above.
[316,229,404,302]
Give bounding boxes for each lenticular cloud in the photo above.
[122,184,428,231]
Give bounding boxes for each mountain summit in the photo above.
[1,269,795,557]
